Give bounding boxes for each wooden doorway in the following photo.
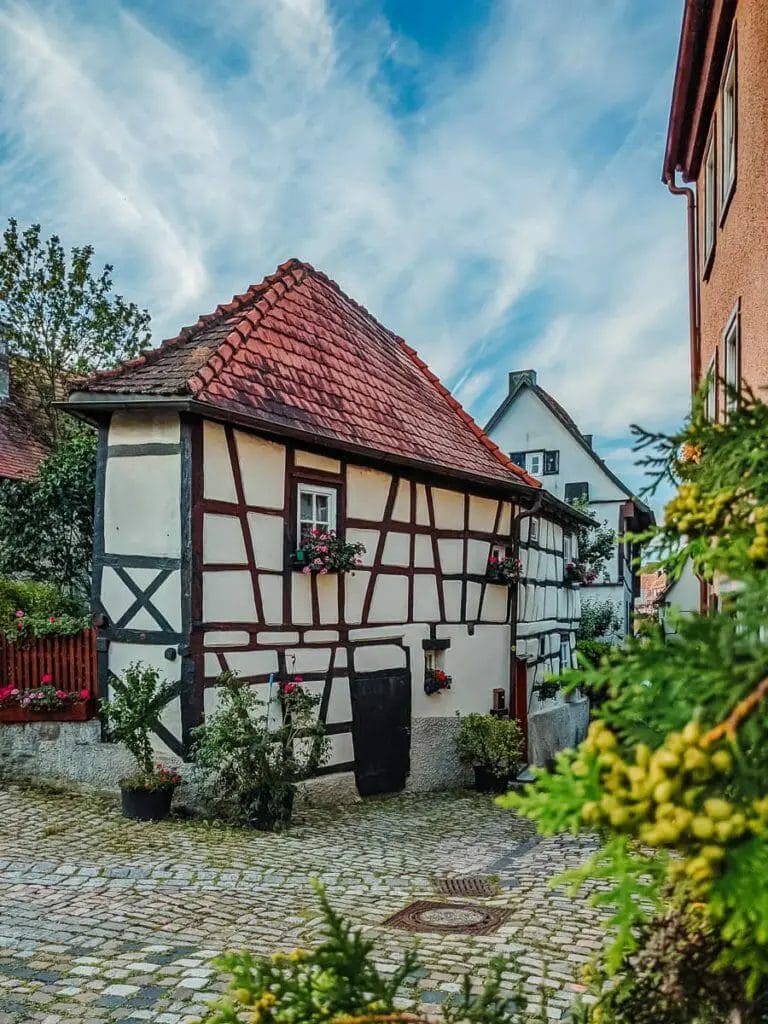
[350,667,411,796]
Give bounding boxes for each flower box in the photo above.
[0,699,94,724]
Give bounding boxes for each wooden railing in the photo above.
[0,628,98,697]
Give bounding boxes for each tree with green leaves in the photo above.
[501,388,768,1024]
[0,430,97,598]
[571,496,616,584]
[0,217,150,442]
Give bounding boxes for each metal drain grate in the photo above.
[384,900,510,935]
[434,875,499,898]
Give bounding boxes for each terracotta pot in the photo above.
[120,785,175,822]
[473,766,509,794]
[0,700,93,724]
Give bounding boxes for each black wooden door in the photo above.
[350,668,411,796]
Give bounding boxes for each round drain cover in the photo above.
[417,906,487,928]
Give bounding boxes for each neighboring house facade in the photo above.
[0,340,49,482]
[663,1,766,613]
[663,0,768,410]
[68,260,589,796]
[485,370,653,639]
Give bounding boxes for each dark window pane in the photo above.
[509,451,526,468]
[544,450,559,474]
[564,482,589,502]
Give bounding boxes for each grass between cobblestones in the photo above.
[0,781,606,1023]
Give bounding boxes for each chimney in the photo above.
[508,369,537,393]
[0,337,9,402]
[583,433,593,448]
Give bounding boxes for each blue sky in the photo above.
[0,0,688,501]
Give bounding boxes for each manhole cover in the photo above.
[384,901,511,935]
[434,875,499,897]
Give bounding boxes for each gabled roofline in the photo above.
[65,392,589,527]
[484,377,654,525]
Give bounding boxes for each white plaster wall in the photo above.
[346,466,391,520]
[109,410,179,445]
[104,453,181,558]
[235,430,285,508]
[294,450,341,474]
[203,421,237,502]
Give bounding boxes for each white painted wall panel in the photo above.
[294,450,341,474]
[104,454,180,557]
[468,495,497,533]
[346,466,391,520]
[368,574,408,623]
[203,421,237,503]
[392,479,411,522]
[247,512,285,571]
[203,570,256,622]
[260,575,283,625]
[383,531,410,566]
[236,431,285,509]
[109,411,179,445]
[204,513,247,564]
[432,487,464,530]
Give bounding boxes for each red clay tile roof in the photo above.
[77,260,540,489]
[0,394,49,480]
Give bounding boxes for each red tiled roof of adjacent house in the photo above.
[76,260,540,489]
[0,395,49,480]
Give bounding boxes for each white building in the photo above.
[68,263,590,794]
[485,370,653,639]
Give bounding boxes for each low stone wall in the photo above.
[407,716,472,792]
[528,695,590,767]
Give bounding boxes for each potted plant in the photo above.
[486,553,523,585]
[101,663,181,821]
[424,667,452,695]
[192,671,329,830]
[456,713,524,794]
[292,528,365,574]
[564,561,584,586]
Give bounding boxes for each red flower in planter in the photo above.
[41,673,53,685]
[79,689,90,701]
[282,682,297,694]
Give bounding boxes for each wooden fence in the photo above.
[0,629,98,696]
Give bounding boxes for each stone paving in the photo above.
[0,782,607,1023]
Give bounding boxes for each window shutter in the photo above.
[544,450,559,474]
[509,451,526,468]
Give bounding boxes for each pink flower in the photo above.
[283,682,296,694]
[320,567,328,575]
[41,673,53,685]
[55,690,66,699]
[48,616,56,623]
[79,689,90,700]
[15,610,23,618]
[294,676,303,683]
[302,566,311,575]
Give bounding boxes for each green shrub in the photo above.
[0,577,89,640]
[101,662,178,779]
[202,883,526,1024]
[192,671,329,829]
[456,713,524,780]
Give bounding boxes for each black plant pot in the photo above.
[247,787,296,831]
[473,766,509,794]
[120,784,175,822]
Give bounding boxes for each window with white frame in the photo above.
[703,129,717,268]
[724,303,740,416]
[563,533,572,562]
[527,450,544,476]
[529,517,539,544]
[559,637,571,673]
[705,354,718,421]
[721,43,737,209]
[297,483,337,542]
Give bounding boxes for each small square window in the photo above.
[526,451,544,477]
[721,43,737,212]
[509,451,526,469]
[564,482,589,503]
[297,483,337,543]
[543,450,559,475]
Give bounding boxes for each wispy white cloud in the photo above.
[0,0,688,446]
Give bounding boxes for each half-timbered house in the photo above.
[68,260,588,796]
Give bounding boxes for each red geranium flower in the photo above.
[41,673,53,685]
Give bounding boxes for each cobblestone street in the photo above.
[0,783,606,1023]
